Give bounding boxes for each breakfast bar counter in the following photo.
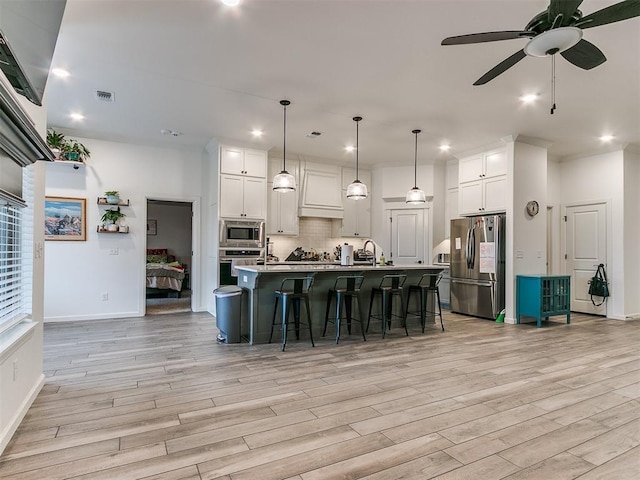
[235,264,444,344]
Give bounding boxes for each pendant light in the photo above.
[405,129,426,204]
[346,116,368,200]
[272,99,296,193]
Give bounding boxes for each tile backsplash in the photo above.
[268,217,368,261]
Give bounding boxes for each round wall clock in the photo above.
[526,200,539,217]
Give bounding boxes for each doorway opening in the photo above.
[145,199,193,315]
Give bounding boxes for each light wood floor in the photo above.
[1,310,639,479]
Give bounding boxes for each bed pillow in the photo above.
[147,248,168,263]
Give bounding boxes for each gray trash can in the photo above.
[214,286,243,343]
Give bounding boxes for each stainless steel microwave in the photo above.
[220,219,264,248]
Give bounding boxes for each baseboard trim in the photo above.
[44,311,141,322]
[0,373,45,455]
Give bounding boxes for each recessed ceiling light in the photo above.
[599,134,614,142]
[52,68,70,78]
[220,0,239,6]
[520,93,539,103]
[251,129,263,137]
[69,112,84,121]
[345,145,355,153]
[439,144,451,152]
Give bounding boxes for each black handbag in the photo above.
[588,263,609,306]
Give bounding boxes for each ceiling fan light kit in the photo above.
[523,27,583,57]
[346,116,368,200]
[272,99,296,193]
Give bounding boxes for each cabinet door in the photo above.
[219,175,245,217]
[220,146,245,175]
[266,185,280,234]
[445,188,458,237]
[446,161,458,189]
[459,181,483,215]
[484,150,506,179]
[341,195,358,236]
[483,176,507,213]
[242,177,266,219]
[356,197,371,237]
[278,188,298,235]
[244,149,267,178]
[458,155,483,183]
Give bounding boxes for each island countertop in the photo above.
[234,264,445,344]
[235,263,444,273]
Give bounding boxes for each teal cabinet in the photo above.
[516,275,570,328]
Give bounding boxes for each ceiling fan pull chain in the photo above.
[550,54,557,115]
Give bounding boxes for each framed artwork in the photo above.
[147,219,157,235]
[44,197,86,241]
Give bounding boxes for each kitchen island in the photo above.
[235,264,444,344]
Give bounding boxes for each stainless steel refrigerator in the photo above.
[450,215,505,320]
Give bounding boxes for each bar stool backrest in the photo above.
[333,275,364,292]
[279,275,314,294]
[379,274,407,290]
[418,272,443,288]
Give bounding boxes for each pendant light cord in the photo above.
[355,119,360,180]
[414,131,418,188]
[282,102,287,171]
[550,55,556,115]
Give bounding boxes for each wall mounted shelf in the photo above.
[97,197,130,206]
[97,226,129,234]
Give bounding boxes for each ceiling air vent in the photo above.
[95,90,114,102]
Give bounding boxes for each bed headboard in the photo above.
[146,248,175,263]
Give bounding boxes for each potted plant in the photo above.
[101,207,126,232]
[104,191,120,205]
[46,128,67,159]
[65,139,91,162]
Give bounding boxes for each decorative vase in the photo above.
[118,225,128,233]
[107,223,118,232]
[106,195,120,205]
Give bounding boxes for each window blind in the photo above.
[0,198,24,334]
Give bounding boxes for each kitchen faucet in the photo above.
[363,239,376,267]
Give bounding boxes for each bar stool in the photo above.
[323,275,366,344]
[367,274,408,338]
[405,272,445,333]
[269,276,315,351]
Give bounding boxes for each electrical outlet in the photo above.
[13,359,18,381]
[242,275,248,283]
[101,292,109,301]
[109,248,119,255]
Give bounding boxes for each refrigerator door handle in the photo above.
[469,228,476,269]
[451,278,493,287]
[465,228,471,269]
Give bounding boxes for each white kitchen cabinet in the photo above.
[220,175,266,219]
[220,146,267,178]
[445,187,458,237]
[267,183,298,235]
[458,149,507,215]
[335,194,371,237]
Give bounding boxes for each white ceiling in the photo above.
[46,0,640,167]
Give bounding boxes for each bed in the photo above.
[146,249,186,297]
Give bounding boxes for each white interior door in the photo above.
[390,209,425,266]
[565,203,607,314]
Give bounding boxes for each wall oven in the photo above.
[220,219,265,248]
[219,248,264,286]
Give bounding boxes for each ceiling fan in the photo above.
[442,0,640,85]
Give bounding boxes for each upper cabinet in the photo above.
[267,157,299,235]
[458,149,507,216]
[334,167,371,237]
[220,146,267,178]
[219,145,267,220]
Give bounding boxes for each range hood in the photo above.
[298,166,344,219]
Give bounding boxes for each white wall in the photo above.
[559,150,624,319]
[44,137,206,321]
[547,159,562,275]
[505,140,547,323]
[623,149,640,318]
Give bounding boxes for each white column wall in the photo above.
[559,150,624,319]
[623,149,640,318]
[44,138,206,321]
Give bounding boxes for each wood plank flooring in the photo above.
[1,311,639,479]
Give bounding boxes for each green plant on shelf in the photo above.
[46,128,91,162]
[101,207,126,225]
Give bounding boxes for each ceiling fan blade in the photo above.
[441,31,533,45]
[548,0,583,26]
[576,0,640,29]
[473,49,527,85]
[560,39,607,69]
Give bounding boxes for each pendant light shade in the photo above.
[406,129,426,204]
[273,100,296,193]
[346,116,368,200]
